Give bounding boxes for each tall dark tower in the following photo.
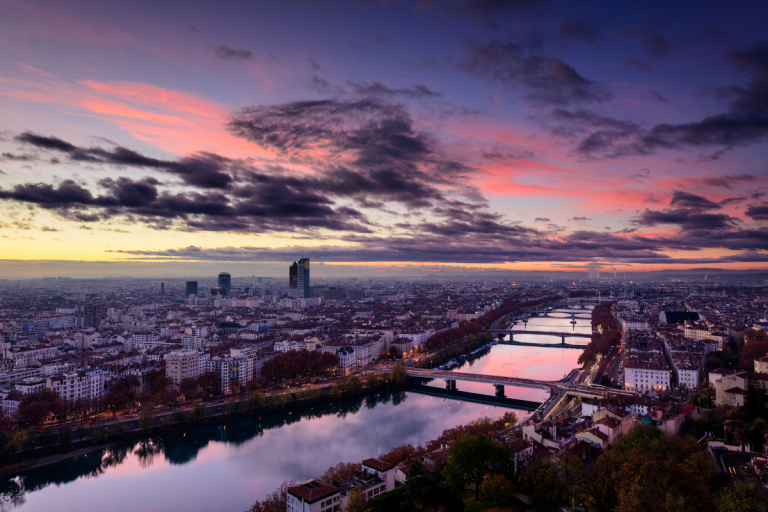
[297,257,310,298]
[186,281,198,296]
[289,262,298,289]
[218,272,231,296]
[161,283,164,295]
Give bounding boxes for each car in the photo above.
[712,446,728,451]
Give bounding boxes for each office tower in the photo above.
[161,283,164,295]
[75,304,106,328]
[297,257,310,298]
[186,281,198,296]
[289,262,298,289]
[218,272,231,296]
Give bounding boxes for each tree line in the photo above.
[578,302,621,365]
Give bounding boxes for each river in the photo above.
[0,307,592,512]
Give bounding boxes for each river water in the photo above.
[0,308,591,512]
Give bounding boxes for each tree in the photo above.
[716,479,768,512]
[138,403,156,430]
[391,363,407,384]
[399,472,465,512]
[347,376,363,393]
[346,488,369,512]
[197,371,220,395]
[247,480,296,512]
[180,377,199,400]
[442,434,509,500]
[322,461,361,485]
[738,340,768,370]
[481,473,515,511]
[387,346,401,359]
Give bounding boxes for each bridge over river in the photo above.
[490,329,593,344]
[400,367,635,400]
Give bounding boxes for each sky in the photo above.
[1,0,768,277]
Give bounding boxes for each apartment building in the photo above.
[165,349,201,386]
[46,369,105,401]
[4,344,58,367]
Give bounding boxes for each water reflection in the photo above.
[0,389,521,512]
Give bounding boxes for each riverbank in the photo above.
[0,373,408,476]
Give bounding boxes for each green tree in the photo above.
[391,363,407,384]
[399,473,464,512]
[347,376,363,394]
[481,473,515,511]
[346,488,370,512]
[138,403,156,430]
[716,479,767,512]
[442,434,510,500]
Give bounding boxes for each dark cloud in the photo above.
[569,216,591,221]
[720,196,746,206]
[15,132,233,189]
[634,209,737,231]
[696,146,733,162]
[669,191,721,210]
[308,58,322,72]
[534,217,550,222]
[1,153,35,161]
[0,176,372,233]
[745,203,768,220]
[228,98,477,199]
[558,42,768,158]
[481,149,535,160]
[345,81,441,99]
[649,91,667,103]
[457,38,611,105]
[700,173,755,189]
[214,45,253,61]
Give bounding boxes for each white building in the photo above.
[286,479,341,512]
[46,369,105,401]
[624,365,671,392]
[166,349,201,386]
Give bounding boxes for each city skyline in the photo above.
[2,1,768,276]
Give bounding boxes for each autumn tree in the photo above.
[345,488,369,512]
[443,434,510,500]
[391,363,407,384]
[321,461,361,485]
[481,473,515,511]
[246,480,295,512]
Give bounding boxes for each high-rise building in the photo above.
[218,272,231,296]
[186,281,198,296]
[166,349,201,386]
[289,262,298,289]
[74,304,106,328]
[297,257,310,298]
[161,283,164,295]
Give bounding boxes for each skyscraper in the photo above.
[289,262,298,289]
[297,257,310,298]
[75,304,106,328]
[186,281,198,296]
[218,272,231,296]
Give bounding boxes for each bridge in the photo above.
[498,340,586,349]
[526,310,592,318]
[403,367,635,400]
[490,329,593,344]
[406,384,542,411]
